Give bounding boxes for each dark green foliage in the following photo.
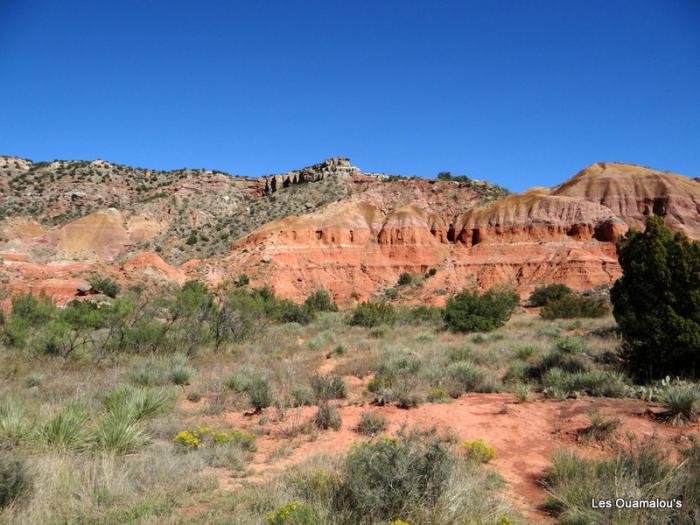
[612,216,700,380]
[528,284,573,307]
[397,272,413,286]
[0,455,31,508]
[303,289,338,314]
[437,172,471,183]
[89,275,120,298]
[444,289,518,332]
[331,429,452,524]
[426,268,437,278]
[348,302,396,328]
[235,274,249,287]
[540,294,609,320]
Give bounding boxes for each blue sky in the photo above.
[1,0,698,191]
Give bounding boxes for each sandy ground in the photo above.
[182,388,694,523]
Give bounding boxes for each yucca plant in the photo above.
[0,399,31,448]
[660,383,700,426]
[39,401,89,450]
[91,404,149,454]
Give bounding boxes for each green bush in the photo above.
[0,455,31,508]
[612,216,700,380]
[303,289,338,314]
[397,272,413,286]
[528,284,572,307]
[444,289,518,332]
[89,275,120,298]
[331,429,452,523]
[540,294,608,319]
[168,365,193,386]
[39,401,89,450]
[348,302,396,328]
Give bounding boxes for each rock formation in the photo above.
[1,156,698,306]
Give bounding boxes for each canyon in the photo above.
[1,157,698,306]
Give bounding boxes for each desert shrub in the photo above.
[426,386,451,403]
[659,383,700,425]
[553,337,585,354]
[23,373,43,388]
[528,284,573,307]
[310,374,347,403]
[313,404,342,431]
[512,384,532,403]
[168,365,193,386]
[128,363,168,387]
[578,410,621,441]
[463,439,496,463]
[3,292,56,348]
[235,274,250,287]
[266,501,316,525]
[356,412,387,436]
[612,216,700,380]
[444,289,518,332]
[543,440,699,525]
[446,361,498,393]
[291,387,314,407]
[426,267,437,277]
[0,455,31,508]
[541,369,628,399]
[174,426,256,452]
[304,289,338,314]
[331,429,452,523]
[540,294,609,320]
[399,305,444,325]
[348,302,396,328]
[247,376,274,412]
[397,272,413,286]
[88,275,120,298]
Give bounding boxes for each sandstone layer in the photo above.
[2,157,698,306]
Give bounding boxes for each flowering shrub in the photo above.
[463,438,496,463]
[174,426,256,451]
[265,501,315,524]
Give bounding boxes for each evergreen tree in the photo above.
[611,216,700,380]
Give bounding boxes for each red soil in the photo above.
[190,393,693,523]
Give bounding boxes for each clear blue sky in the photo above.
[1,1,698,191]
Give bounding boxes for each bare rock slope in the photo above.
[1,156,698,305]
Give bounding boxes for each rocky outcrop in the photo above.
[553,162,700,238]
[3,158,699,307]
[264,157,358,193]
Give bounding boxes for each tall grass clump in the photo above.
[39,401,89,451]
[543,440,700,524]
[0,400,31,448]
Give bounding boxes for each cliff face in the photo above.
[553,162,700,238]
[1,157,698,306]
